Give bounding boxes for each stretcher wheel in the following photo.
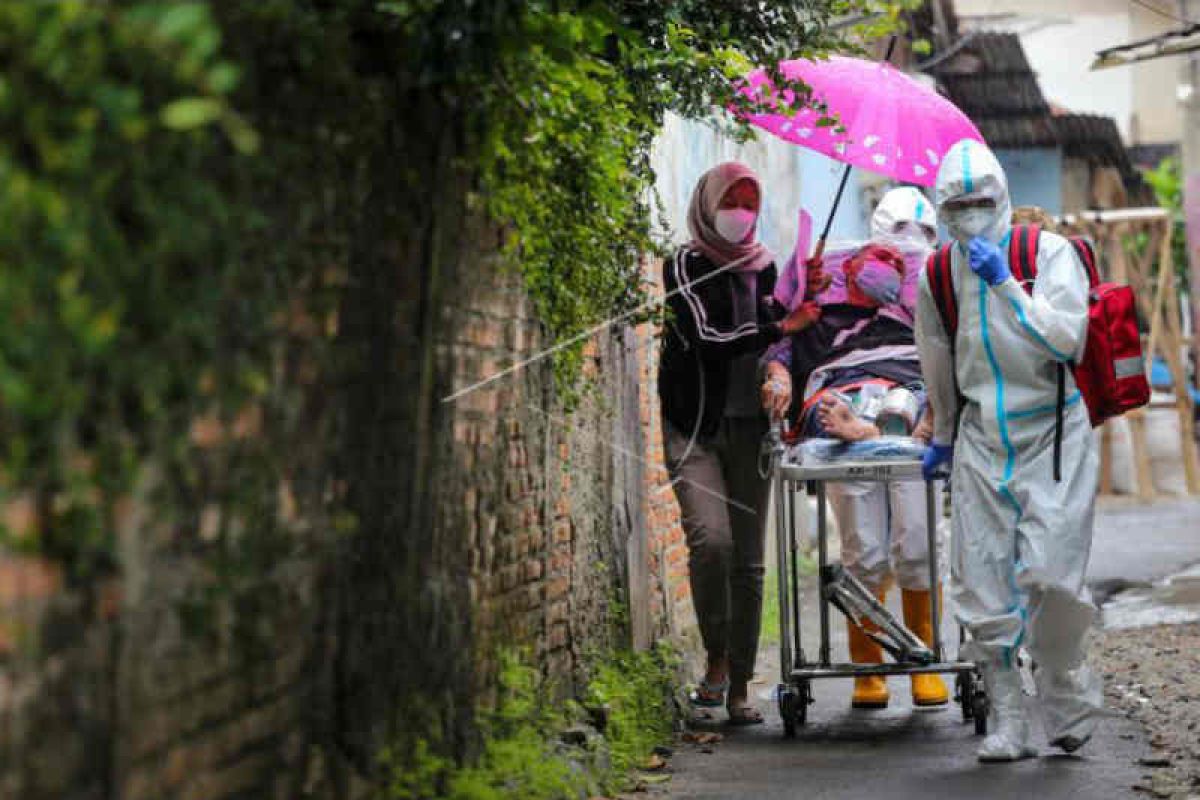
[972,693,989,736]
[970,675,989,736]
[956,673,973,723]
[778,681,810,737]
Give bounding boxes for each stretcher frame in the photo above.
[769,431,988,736]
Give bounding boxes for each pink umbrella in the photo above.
[736,54,984,188]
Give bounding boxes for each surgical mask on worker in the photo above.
[944,207,993,243]
[714,208,757,244]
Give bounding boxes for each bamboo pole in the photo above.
[1153,220,1200,494]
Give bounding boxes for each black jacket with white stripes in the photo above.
[658,246,785,440]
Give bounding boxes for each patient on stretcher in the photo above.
[793,379,932,464]
[760,242,934,462]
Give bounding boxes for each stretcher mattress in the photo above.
[788,435,928,465]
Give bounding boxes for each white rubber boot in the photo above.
[1041,664,1102,753]
[1027,587,1103,753]
[978,667,1037,763]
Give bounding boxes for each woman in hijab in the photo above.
[659,162,822,725]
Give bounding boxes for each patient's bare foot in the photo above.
[818,395,880,442]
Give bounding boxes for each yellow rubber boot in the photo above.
[847,592,889,709]
[902,588,949,707]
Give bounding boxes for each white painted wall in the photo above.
[955,0,1181,144]
[650,113,873,268]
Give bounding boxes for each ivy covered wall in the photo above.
[0,1,912,796]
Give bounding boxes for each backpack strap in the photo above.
[1069,236,1101,288]
[1007,224,1040,292]
[925,243,964,440]
[1009,224,1068,482]
[1052,361,1065,481]
[927,244,958,337]
[1056,236,1100,479]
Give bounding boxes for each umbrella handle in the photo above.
[811,237,826,262]
[818,161,854,245]
[815,36,896,250]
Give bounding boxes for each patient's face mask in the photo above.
[854,262,902,307]
[846,257,903,308]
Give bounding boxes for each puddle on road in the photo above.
[1102,563,1200,630]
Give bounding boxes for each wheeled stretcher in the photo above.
[768,427,989,736]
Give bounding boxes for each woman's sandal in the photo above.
[688,678,729,708]
[727,702,764,726]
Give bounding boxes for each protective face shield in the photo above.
[714,208,757,243]
[934,139,1012,246]
[892,221,937,247]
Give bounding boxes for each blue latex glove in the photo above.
[922,442,954,481]
[967,236,1010,286]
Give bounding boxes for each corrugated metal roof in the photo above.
[928,32,1058,149]
[1053,114,1133,172]
[1052,113,1154,204]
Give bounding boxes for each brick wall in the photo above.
[444,251,696,691]
[0,220,697,798]
[636,257,696,652]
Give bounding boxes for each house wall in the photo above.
[996,147,1064,214]
[956,0,1181,145]
[1062,156,1093,213]
[1128,3,1187,144]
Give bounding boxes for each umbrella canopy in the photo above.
[737,55,984,187]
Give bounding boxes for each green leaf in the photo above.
[207,62,241,94]
[160,97,223,129]
[154,3,209,41]
[221,112,260,154]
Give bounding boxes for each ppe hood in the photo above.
[935,139,1012,246]
[871,186,938,256]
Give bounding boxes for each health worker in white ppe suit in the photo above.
[914,140,1103,762]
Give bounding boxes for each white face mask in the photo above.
[714,208,757,244]
[945,207,993,243]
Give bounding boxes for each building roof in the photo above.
[1052,113,1155,204]
[1128,142,1179,171]
[1052,114,1133,172]
[926,32,1059,149]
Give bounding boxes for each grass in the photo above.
[760,549,816,646]
[381,646,679,799]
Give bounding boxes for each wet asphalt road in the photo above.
[1089,495,1200,588]
[661,497,1200,799]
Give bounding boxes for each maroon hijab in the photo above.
[686,162,773,273]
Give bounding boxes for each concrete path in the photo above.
[1089,495,1200,587]
[661,496,1200,799]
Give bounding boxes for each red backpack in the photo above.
[926,224,1149,479]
